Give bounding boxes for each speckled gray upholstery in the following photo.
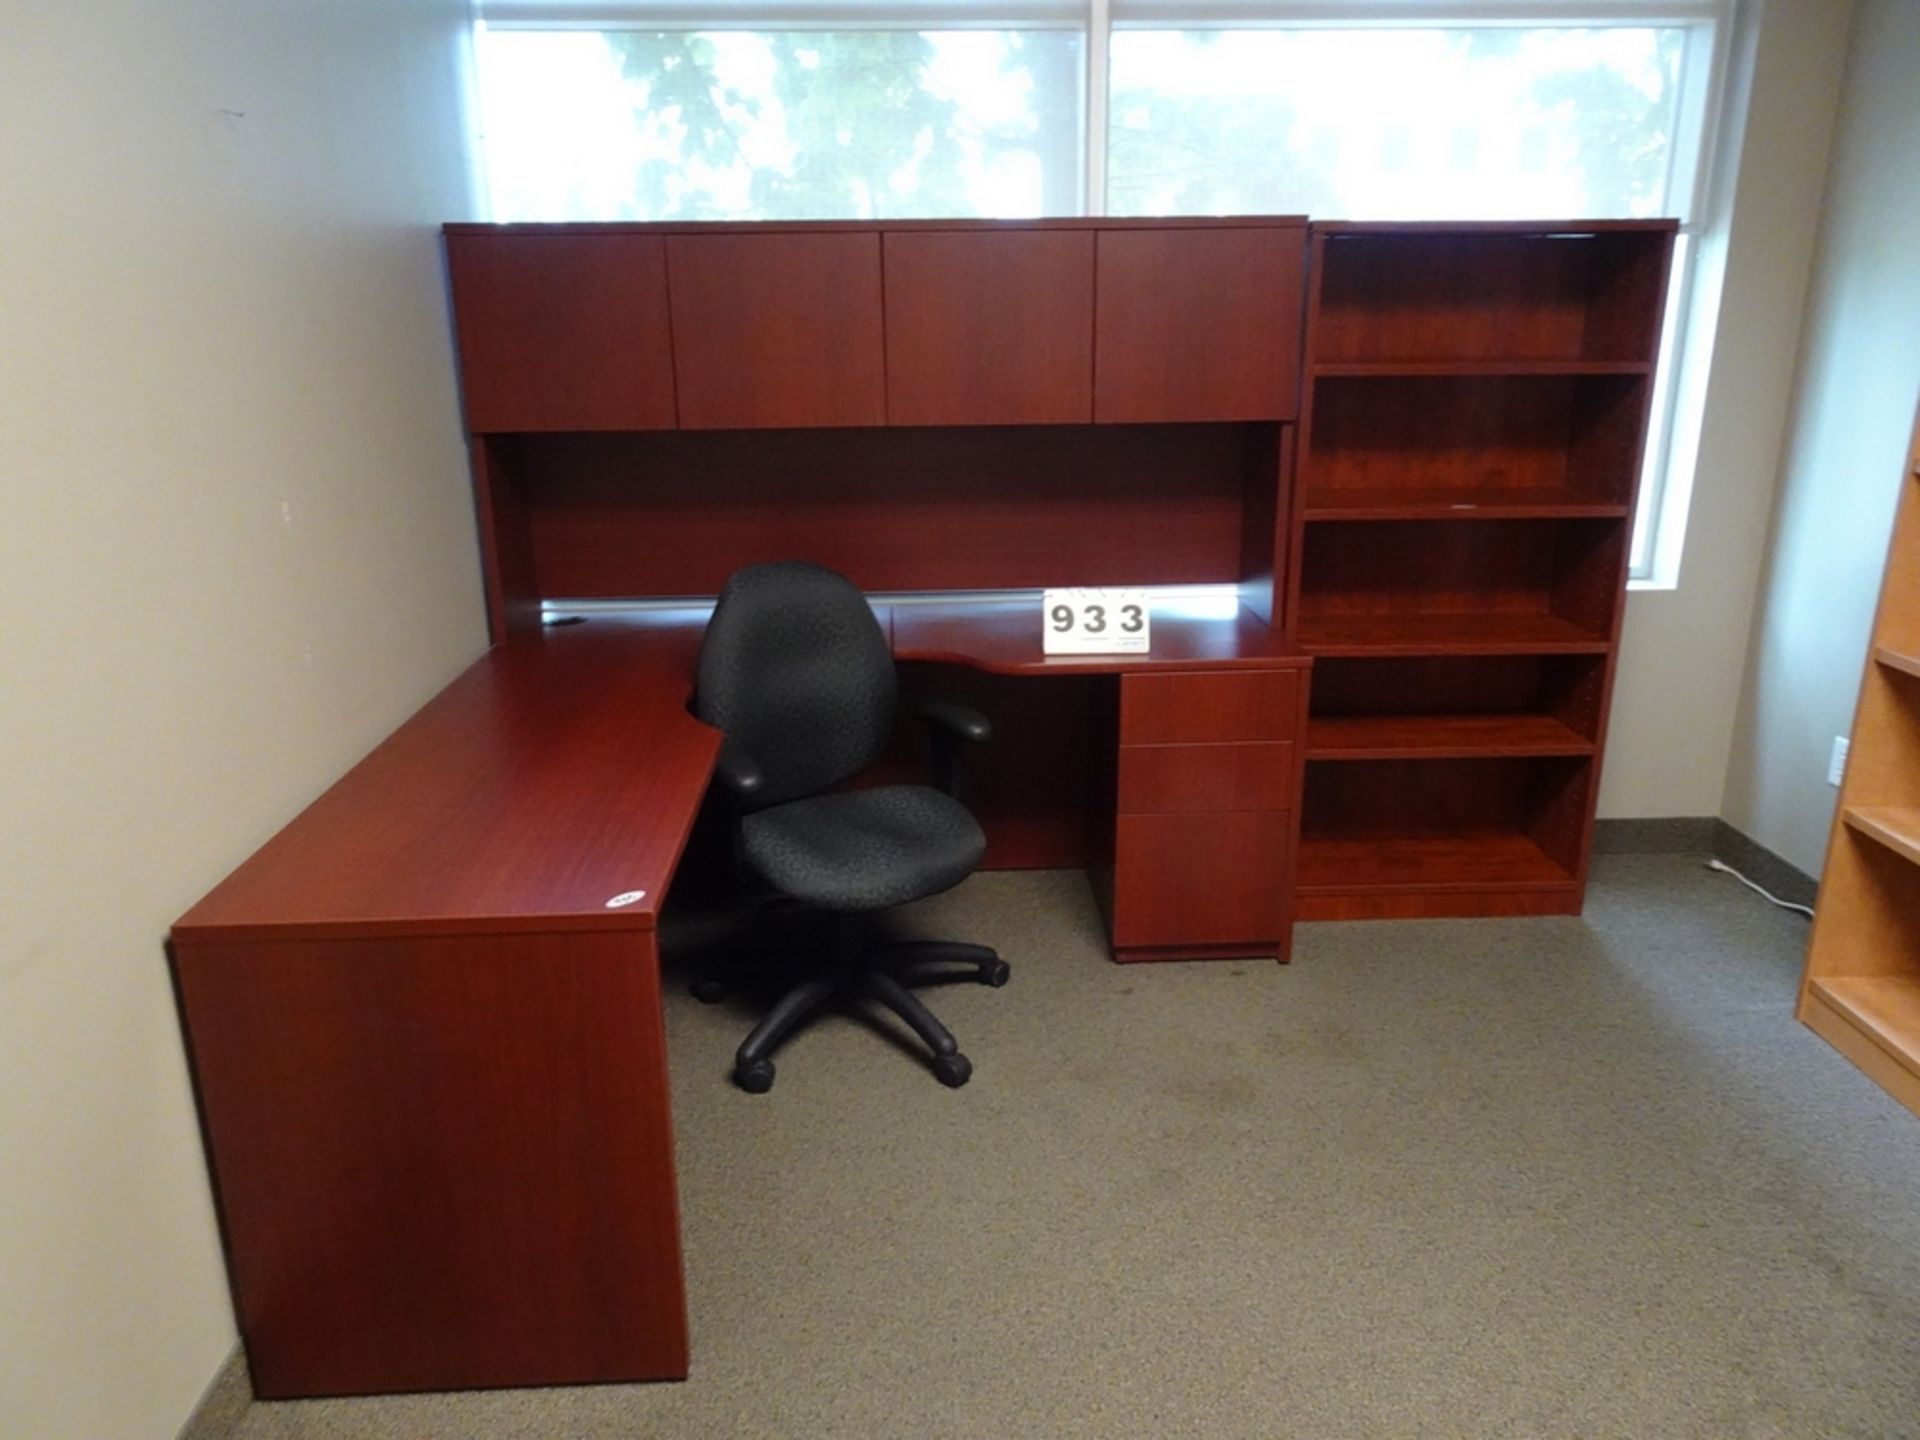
[694,562,988,913]
[694,562,896,807]
[740,785,986,911]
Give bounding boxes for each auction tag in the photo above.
[1042,587,1150,655]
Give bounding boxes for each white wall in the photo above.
[0,4,484,1437]
[1598,0,1853,820]
[1721,0,1920,874]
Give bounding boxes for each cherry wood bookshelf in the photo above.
[1798,401,1920,1118]
[1288,220,1676,920]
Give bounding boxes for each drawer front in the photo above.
[1111,811,1290,947]
[1117,741,1294,815]
[1119,669,1300,745]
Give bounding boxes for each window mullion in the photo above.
[1085,0,1110,215]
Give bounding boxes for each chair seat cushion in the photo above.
[740,785,986,912]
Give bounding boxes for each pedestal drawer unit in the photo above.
[1108,664,1308,961]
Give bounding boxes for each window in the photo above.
[472,2,1733,581]
[1105,28,1686,221]
[475,27,1084,221]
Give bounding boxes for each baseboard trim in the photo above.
[1710,819,1819,911]
[1591,817,1718,854]
[176,1347,249,1440]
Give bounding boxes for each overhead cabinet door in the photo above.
[883,229,1095,426]
[666,232,887,430]
[1094,226,1305,424]
[447,232,677,433]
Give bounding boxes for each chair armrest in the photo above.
[915,702,990,800]
[915,701,993,746]
[712,739,765,799]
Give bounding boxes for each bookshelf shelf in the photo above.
[1302,487,1631,521]
[1312,358,1650,378]
[1844,806,1920,868]
[1306,712,1595,761]
[1297,611,1612,658]
[1296,832,1575,896]
[1873,645,1920,680]
[1808,976,1920,1085]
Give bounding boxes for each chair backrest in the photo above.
[694,562,897,806]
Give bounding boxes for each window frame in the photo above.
[472,0,1739,583]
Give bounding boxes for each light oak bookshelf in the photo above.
[1798,399,1920,1118]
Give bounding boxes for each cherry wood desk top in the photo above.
[173,599,1298,945]
[172,610,719,944]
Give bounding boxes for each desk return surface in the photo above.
[174,615,716,943]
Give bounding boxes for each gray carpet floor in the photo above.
[198,856,1920,1439]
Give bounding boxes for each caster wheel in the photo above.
[691,977,729,1004]
[932,1052,973,1089]
[981,959,1011,988]
[735,1059,775,1094]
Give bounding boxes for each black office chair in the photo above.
[692,562,1009,1093]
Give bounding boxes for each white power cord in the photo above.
[1705,857,1815,919]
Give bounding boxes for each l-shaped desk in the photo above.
[171,214,1673,1398]
[172,599,1307,1397]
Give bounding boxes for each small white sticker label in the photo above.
[604,890,647,909]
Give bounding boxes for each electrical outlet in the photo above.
[1828,736,1850,788]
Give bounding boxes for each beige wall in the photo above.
[1721,0,1920,874]
[0,4,484,1437]
[1598,0,1853,820]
